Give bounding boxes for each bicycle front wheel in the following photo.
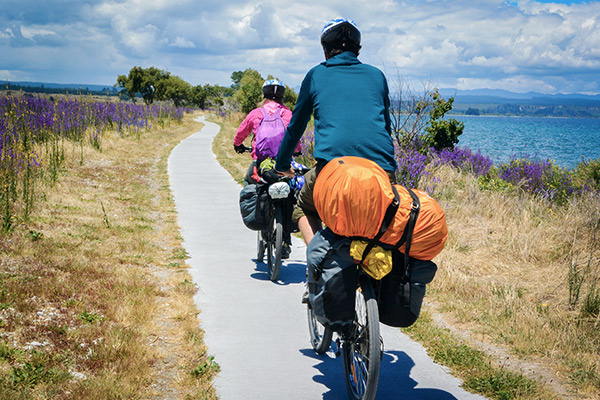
[267,205,283,281]
[307,303,333,354]
[342,278,381,400]
[257,230,265,261]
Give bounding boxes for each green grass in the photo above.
[404,312,555,400]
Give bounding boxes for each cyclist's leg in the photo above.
[293,167,322,246]
[297,214,321,245]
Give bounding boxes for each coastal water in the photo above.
[452,115,600,169]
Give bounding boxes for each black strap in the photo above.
[391,187,420,284]
[359,186,400,265]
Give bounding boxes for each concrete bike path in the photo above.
[168,115,488,400]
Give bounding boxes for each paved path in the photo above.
[168,116,488,399]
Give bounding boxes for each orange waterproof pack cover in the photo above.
[313,156,447,260]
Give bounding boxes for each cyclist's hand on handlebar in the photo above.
[234,144,246,154]
[274,167,295,178]
[262,169,281,184]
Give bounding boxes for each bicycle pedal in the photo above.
[335,338,342,357]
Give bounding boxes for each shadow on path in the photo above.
[302,347,460,400]
[250,260,307,285]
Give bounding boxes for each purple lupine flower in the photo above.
[432,146,493,176]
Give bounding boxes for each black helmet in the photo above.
[262,79,285,99]
[320,18,361,50]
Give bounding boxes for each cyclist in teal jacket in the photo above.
[275,18,397,245]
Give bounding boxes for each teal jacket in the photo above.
[275,51,397,173]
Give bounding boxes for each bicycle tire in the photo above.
[307,304,333,354]
[342,277,381,400]
[268,205,284,281]
[257,231,265,261]
[265,210,274,271]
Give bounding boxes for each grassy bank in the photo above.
[428,166,599,399]
[0,111,217,399]
[212,111,599,400]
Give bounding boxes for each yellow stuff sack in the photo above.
[314,156,447,260]
[349,240,393,280]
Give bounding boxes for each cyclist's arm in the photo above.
[233,110,257,146]
[275,73,314,172]
[383,76,392,135]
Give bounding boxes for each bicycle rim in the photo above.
[268,205,283,281]
[342,280,381,400]
[307,305,333,354]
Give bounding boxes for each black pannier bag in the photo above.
[239,183,270,231]
[377,252,437,328]
[307,228,438,329]
[307,228,358,330]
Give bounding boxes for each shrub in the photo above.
[573,158,600,191]
[498,156,580,205]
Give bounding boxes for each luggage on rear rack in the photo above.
[377,253,437,327]
[307,228,358,330]
[307,228,438,329]
[239,183,270,231]
[308,156,448,329]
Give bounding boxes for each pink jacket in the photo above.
[234,101,294,160]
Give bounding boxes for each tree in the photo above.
[116,66,146,102]
[388,75,463,151]
[423,90,464,151]
[235,69,264,113]
[230,71,244,90]
[154,75,190,107]
[115,66,169,104]
[189,85,209,109]
[283,85,298,111]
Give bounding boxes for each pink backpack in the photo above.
[254,107,286,159]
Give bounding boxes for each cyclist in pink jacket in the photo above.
[234,79,292,184]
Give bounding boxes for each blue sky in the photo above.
[1,0,599,94]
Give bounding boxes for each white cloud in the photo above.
[0,69,18,80]
[20,27,56,39]
[0,0,599,93]
[170,37,195,48]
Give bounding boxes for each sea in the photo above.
[450,115,600,170]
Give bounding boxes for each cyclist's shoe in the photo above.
[282,243,291,259]
[301,287,309,304]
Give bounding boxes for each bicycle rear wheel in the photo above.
[267,205,283,281]
[307,303,333,354]
[342,277,381,400]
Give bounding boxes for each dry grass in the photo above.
[0,112,218,399]
[212,111,253,184]
[425,166,600,399]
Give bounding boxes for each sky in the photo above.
[1,0,599,94]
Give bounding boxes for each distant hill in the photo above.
[439,88,600,101]
[1,80,118,95]
[438,88,600,118]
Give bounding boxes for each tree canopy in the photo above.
[116,66,297,111]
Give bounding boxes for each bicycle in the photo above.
[256,163,309,281]
[307,269,381,400]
